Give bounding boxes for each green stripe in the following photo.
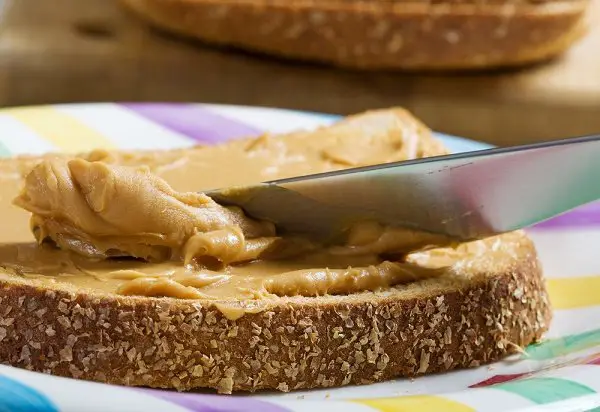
[0,141,10,157]
[495,377,595,404]
[526,328,600,360]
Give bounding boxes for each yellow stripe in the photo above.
[548,276,600,310]
[353,395,474,412]
[5,106,113,153]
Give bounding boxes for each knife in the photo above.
[207,134,600,241]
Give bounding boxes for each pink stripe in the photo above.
[120,103,262,144]
[469,373,528,388]
[585,354,600,366]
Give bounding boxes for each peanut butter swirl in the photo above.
[14,158,276,264]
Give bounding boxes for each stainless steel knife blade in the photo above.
[207,134,600,241]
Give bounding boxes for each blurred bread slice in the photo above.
[121,0,590,70]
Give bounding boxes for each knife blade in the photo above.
[207,134,600,241]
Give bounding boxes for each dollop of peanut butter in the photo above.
[14,158,276,264]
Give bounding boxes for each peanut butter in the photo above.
[14,158,276,264]
[0,110,527,320]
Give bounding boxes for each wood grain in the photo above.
[0,0,598,145]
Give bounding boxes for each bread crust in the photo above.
[0,234,551,394]
[120,0,589,70]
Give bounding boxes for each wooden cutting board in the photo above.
[0,0,598,146]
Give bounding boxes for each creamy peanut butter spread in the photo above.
[0,111,527,320]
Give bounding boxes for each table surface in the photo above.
[0,0,599,146]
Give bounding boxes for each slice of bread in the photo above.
[120,0,589,70]
[0,109,551,394]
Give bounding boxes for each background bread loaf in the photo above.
[121,0,590,70]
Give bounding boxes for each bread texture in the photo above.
[120,0,589,70]
[0,108,552,394]
[0,240,549,393]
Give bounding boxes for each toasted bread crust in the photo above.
[120,0,589,70]
[0,235,550,393]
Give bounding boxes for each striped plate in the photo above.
[0,103,599,412]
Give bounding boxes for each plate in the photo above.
[0,103,599,412]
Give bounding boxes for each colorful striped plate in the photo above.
[0,103,599,412]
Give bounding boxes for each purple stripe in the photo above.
[137,388,289,412]
[120,103,262,144]
[532,202,600,229]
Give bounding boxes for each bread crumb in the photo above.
[387,34,404,53]
[444,31,460,45]
[418,351,430,373]
[217,377,233,394]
